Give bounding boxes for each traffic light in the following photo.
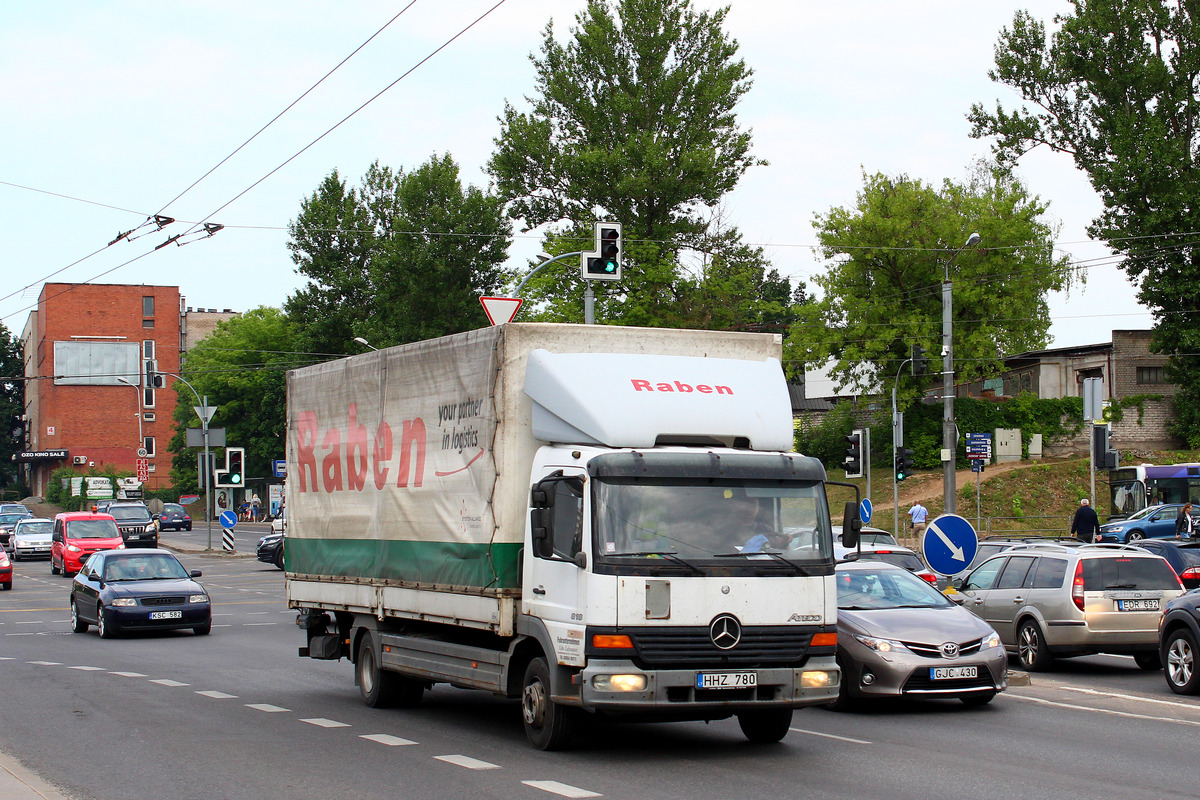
[911,344,928,375]
[215,447,244,487]
[843,429,864,478]
[582,222,622,280]
[895,447,915,481]
[145,359,163,388]
[1092,424,1120,470]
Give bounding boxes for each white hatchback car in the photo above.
[11,518,53,560]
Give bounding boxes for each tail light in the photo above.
[919,571,939,584]
[1072,560,1086,611]
[1181,567,1200,584]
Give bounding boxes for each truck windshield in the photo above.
[592,478,832,563]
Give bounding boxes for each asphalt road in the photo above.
[2,551,1199,800]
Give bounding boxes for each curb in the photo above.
[1007,670,1032,687]
[0,750,72,800]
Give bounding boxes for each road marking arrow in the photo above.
[930,521,966,561]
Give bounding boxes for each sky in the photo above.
[0,1,1154,387]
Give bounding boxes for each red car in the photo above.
[51,512,124,577]
[0,548,11,590]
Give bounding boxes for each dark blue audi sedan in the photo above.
[69,549,211,638]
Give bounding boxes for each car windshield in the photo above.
[1125,505,1166,522]
[66,519,120,539]
[853,550,926,572]
[164,504,184,514]
[16,521,52,535]
[0,513,27,524]
[103,554,189,581]
[1082,556,1181,590]
[837,567,953,610]
[109,506,150,521]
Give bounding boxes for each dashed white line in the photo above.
[196,690,238,699]
[360,733,417,746]
[1007,693,1200,726]
[1060,685,1200,710]
[27,661,60,665]
[301,718,350,728]
[246,703,290,713]
[788,727,872,744]
[109,671,146,678]
[68,666,105,671]
[149,679,190,687]
[244,622,277,626]
[435,755,500,770]
[521,780,601,798]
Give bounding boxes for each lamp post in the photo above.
[514,251,591,322]
[115,377,144,457]
[159,372,218,551]
[941,232,981,515]
[353,337,379,351]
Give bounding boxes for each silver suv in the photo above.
[953,543,1184,671]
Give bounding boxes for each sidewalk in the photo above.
[156,527,260,557]
[0,751,72,800]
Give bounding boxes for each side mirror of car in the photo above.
[190,569,202,578]
[52,532,63,543]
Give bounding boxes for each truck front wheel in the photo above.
[357,632,399,708]
[521,657,575,751]
[737,708,793,743]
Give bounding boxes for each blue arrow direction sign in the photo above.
[921,514,979,576]
[219,510,238,530]
[859,498,873,525]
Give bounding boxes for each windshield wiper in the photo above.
[606,551,703,575]
[712,550,802,572]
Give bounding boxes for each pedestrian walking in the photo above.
[908,501,928,542]
[1176,502,1195,537]
[1070,498,1101,543]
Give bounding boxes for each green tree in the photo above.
[487,0,788,329]
[168,307,295,493]
[0,323,22,490]
[967,1,1200,443]
[286,154,513,354]
[788,166,1074,400]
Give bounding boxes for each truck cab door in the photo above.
[524,471,587,666]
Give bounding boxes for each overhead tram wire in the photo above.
[167,0,512,246]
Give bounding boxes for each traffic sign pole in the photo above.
[921,514,979,577]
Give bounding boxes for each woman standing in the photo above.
[1175,503,1195,537]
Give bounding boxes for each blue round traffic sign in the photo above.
[219,510,238,530]
[921,514,978,576]
[859,498,873,525]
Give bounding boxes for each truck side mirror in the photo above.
[841,501,862,549]
[529,473,584,563]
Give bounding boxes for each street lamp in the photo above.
[353,337,379,351]
[115,377,144,457]
[942,232,981,514]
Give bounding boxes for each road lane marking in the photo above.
[788,727,872,744]
[1008,693,1200,726]
[1060,686,1200,710]
[360,734,417,746]
[301,718,350,728]
[149,679,190,687]
[110,672,146,677]
[27,661,60,665]
[68,666,105,671]
[246,704,290,713]
[196,690,238,699]
[521,780,601,798]
[244,622,277,626]
[435,755,500,770]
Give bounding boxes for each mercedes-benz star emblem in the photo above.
[940,642,960,658]
[709,614,742,650]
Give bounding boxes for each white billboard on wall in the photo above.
[54,341,141,385]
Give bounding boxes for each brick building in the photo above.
[19,283,184,495]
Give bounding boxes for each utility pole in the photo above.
[941,232,981,515]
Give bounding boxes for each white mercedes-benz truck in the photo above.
[286,323,856,749]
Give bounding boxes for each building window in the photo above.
[143,436,155,457]
[1137,366,1166,385]
[143,340,155,359]
[143,296,155,317]
[142,319,155,329]
[143,387,155,409]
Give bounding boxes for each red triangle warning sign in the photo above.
[480,296,522,326]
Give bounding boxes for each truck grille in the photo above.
[591,626,817,668]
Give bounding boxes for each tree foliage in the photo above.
[168,307,295,493]
[286,154,513,354]
[968,0,1200,443]
[0,323,22,490]
[788,166,1074,401]
[487,0,794,329]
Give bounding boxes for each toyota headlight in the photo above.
[982,632,1002,650]
[854,634,908,653]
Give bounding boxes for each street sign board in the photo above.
[272,459,287,478]
[970,459,985,473]
[136,458,148,482]
[186,427,226,447]
[480,296,522,326]
[965,432,992,457]
[194,405,218,425]
[219,510,238,530]
[859,498,873,525]
[921,514,979,576]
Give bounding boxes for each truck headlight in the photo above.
[592,674,647,692]
[801,670,839,688]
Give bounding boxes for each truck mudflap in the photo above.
[576,656,840,713]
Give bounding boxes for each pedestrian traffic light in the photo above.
[215,447,244,487]
[911,344,928,375]
[145,359,163,388]
[843,429,864,478]
[582,222,622,280]
[895,447,915,481]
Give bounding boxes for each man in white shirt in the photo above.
[908,502,928,538]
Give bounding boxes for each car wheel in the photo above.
[70,599,88,633]
[737,708,793,743]
[193,619,212,636]
[1017,619,1053,671]
[1134,651,1162,671]
[826,654,858,711]
[357,631,398,708]
[1126,530,1145,542]
[1165,628,1200,694]
[51,560,60,575]
[274,545,284,571]
[960,691,996,707]
[522,656,576,751]
[0,581,10,591]
[186,524,192,531]
[97,605,119,639]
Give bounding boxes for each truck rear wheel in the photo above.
[521,657,575,751]
[736,708,793,743]
[357,632,399,708]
